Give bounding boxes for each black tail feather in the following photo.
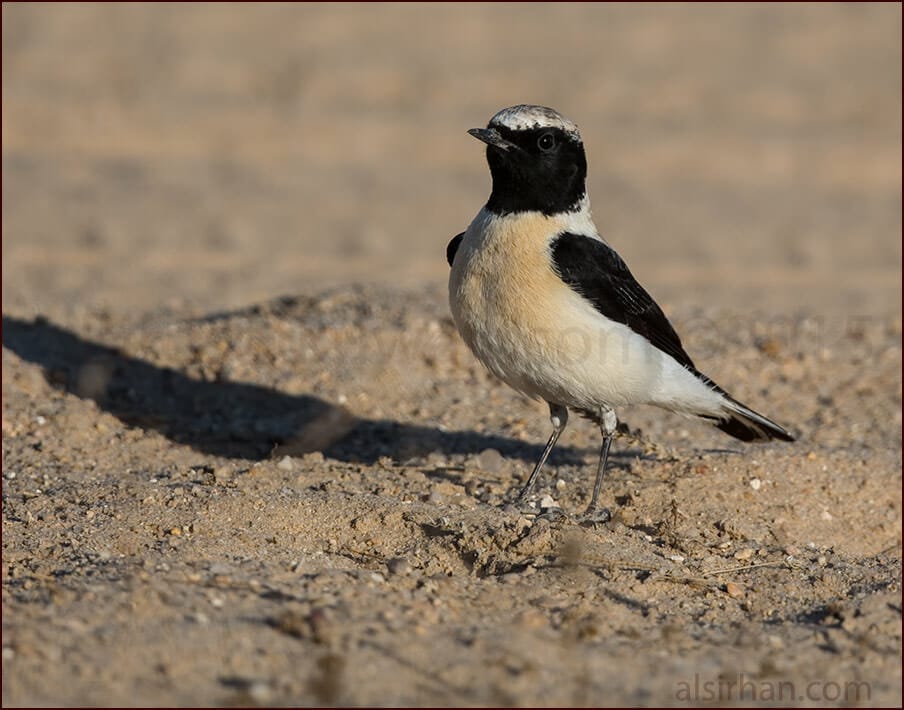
[692,370,795,443]
[709,399,796,443]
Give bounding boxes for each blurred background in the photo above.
[3,3,901,320]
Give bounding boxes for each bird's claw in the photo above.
[580,507,612,527]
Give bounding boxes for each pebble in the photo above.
[734,548,755,561]
[387,557,412,576]
[476,448,505,474]
[247,681,273,705]
[302,451,325,464]
[307,607,335,645]
[515,609,547,630]
[724,582,745,598]
[539,494,556,510]
[277,455,294,471]
[749,478,762,491]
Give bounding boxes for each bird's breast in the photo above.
[450,210,562,345]
[449,210,598,401]
[448,208,691,410]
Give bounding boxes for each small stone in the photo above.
[820,509,833,521]
[278,405,358,455]
[515,609,547,629]
[757,338,782,358]
[555,479,567,491]
[248,681,273,704]
[539,494,556,510]
[734,548,754,561]
[476,448,505,474]
[724,582,745,598]
[307,607,335,645]
[271,609,308,639]
[387,557,412,576]
[277,455,294,471]
[749,478,762,491]
[668,554,685,563]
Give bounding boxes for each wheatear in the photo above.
[447,104,794,520]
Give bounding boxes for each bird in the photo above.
[447,104,795,521]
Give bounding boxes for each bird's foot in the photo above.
[580,506,612,527]
[507,495,570,522]
[535,506,568,523]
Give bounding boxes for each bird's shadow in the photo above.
[1,315,596,467]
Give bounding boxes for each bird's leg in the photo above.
[584,407,617,522]
[517,403,568,504]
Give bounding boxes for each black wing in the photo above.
[446,232,464,267]
[550,232,695,370]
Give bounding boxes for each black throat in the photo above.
[483,126,587,217]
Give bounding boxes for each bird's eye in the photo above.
[537,132,556,152]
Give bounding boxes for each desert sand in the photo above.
[2,3,901,706]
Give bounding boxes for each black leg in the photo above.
[517,403,568,503]
[584,407,617,521]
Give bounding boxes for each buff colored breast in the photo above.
[449,208,721,414]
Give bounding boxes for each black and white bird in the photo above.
[447,104,794,520]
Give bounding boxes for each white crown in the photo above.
[488,105,580,139]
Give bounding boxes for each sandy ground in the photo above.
[2,3,902,707]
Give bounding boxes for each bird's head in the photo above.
[469,104,587,217]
